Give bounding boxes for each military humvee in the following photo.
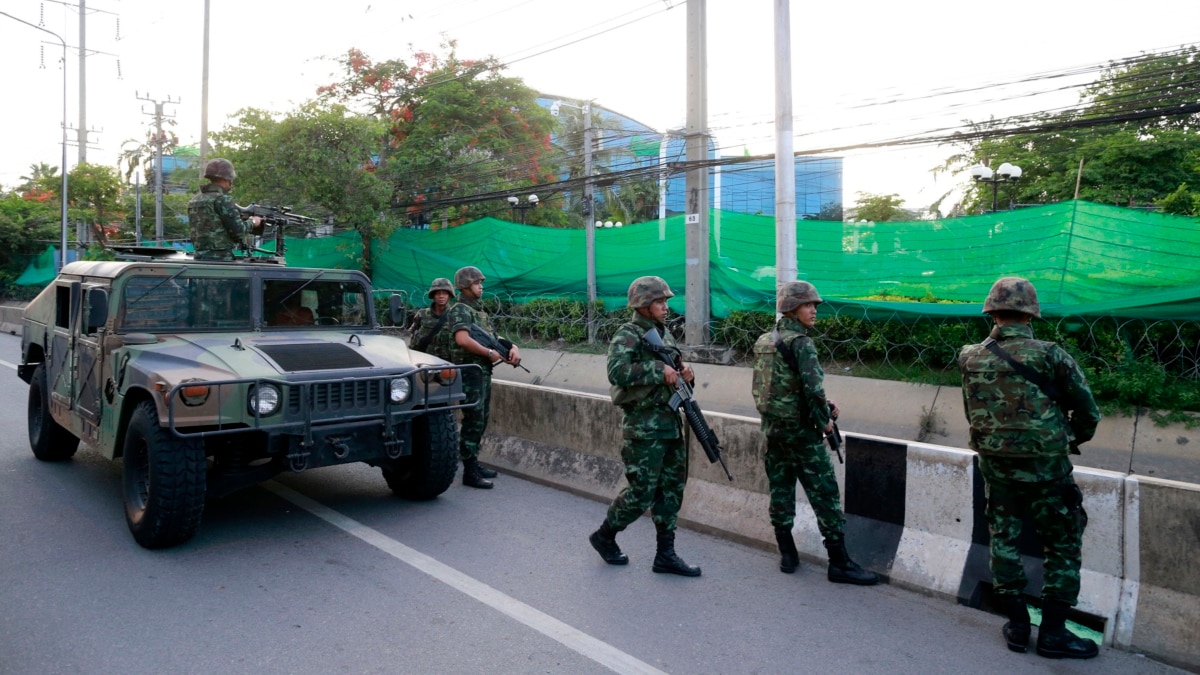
[18,251,474,549]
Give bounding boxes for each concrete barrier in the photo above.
[481,380,1200,669]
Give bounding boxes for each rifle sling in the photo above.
[413,310,451,352]
[981,337,1063,403]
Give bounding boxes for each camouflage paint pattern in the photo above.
[409,304,456,361]
[959,324,1100,464]
[982,276,1042,318]
[752,315,843,539]
[188,183,250,261]
[626,276,674,308]
[775,280,822,313]
[448,297,498,368]
[960,320,1100,607]
[603,311,688,533]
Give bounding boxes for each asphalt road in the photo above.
[0,333,1183,674]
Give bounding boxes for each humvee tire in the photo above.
[28,364,80,461]
[382,409,458,500]
[122,400,207,549]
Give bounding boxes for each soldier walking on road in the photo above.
[187,159,261,261]
[409,278,456,361]
[449,266,521,489]
[751,281,878,585]
[959,276,1102,659]
[588,276,702,577]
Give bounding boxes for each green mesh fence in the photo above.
[323,200,1200,320]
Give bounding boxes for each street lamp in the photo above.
[551,99,597,342]
[970,162,1023,213]
[506,194,539,224]
[2,11,69,270]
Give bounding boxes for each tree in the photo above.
[803,200,844,221]
[317,43,558,231]
[852,192,906,222]
[213,102,390,272]
[938,46,1200,212]
[1157,183,1199,215]
[65,163,123,246]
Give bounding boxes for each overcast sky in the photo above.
[2,0,1197,211]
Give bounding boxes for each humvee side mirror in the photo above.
[388,294,407,327]
[86,288,109,332]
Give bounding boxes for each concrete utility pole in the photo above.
[583,102,597,344]
[78,0,87,163]
[137,92,178,244]
[774,0,796,288]
[684,0,710,345]
[199,0,211,177]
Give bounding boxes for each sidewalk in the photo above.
[492,346,1200,485]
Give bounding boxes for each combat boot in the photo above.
[824,539,878,585]
[461,459,494,489]
[588,521,628,565]
[774,525,800,574]
[652,528,702,577]
[476,463,498,479]
[1000,595,1031,653]
[1036,601,1098,659]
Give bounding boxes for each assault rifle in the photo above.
[826,403,843,464]
[468,324,530,373]
[236,204,318,257]
[643,327,734,481]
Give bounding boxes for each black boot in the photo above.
[824,539,878,585]
[1000,595,1031,653]
[588,521,628,565]
[652,528,702,577]
[1036,601,1098,659]
[774,526,800,574]
[476,463,498,479]
[461,459,494,489]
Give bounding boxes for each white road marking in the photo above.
[263,481,666,675]
[0,359,18,370]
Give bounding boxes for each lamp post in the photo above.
[551,99,598,343]
[505,194,539,224]
[3,11,69,270]
[970,162,1023,213]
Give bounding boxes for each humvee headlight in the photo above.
[389,377,411,403]
[248,384,281,416]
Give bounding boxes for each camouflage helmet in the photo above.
[983,276,1041,318]
[627,276,674,309]
[777,280,823,313]
[427,277,454,299]
[453,266,485,290]
[203,158,237,182]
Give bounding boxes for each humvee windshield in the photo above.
[118,274,370,331]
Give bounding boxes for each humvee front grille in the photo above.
[287,379,383,415]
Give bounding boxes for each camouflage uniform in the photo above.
[603,311,688,533]
[187,183,250,261]
[751,315,845,539]
[409,304,456,361]
[959,322,1101,606]
[449,296,499,462]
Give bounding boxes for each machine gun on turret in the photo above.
[237,204,318,258]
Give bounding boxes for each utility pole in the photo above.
[78,0,87,163]
[774,0,796,289]
[684,0,710,346]
[137,92,178,244]
[583,102,596,343]
[200,0,211,177]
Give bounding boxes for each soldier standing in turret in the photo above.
[751,280,878,585]
[449,266,520,489]
[187,158,261,261]
[588,276,702,577]
[960,276,1101,659]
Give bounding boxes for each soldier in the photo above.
[959,276,1101,659]
[187,158,261,261]
[751,280,878,585]
[449,266,520,489]
[588,276,701,577]
[409,278,456,361]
